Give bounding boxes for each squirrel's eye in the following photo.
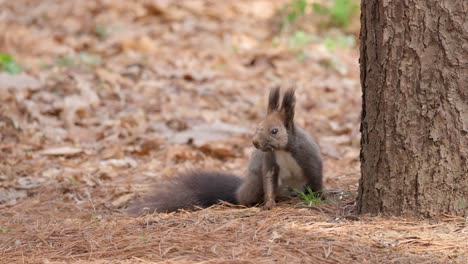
[271,128,278,135]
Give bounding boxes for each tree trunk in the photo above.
[358,0,468,216]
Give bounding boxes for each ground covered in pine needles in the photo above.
[0,1,466,263]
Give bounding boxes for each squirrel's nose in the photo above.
[252,140,260,148]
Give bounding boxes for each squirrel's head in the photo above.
[252,87,296,152]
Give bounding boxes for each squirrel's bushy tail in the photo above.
[127,171,242,215]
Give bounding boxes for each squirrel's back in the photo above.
[127,171,242,215]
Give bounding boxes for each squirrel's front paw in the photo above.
[263,200,276,210]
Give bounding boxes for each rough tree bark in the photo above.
[358,0,468,216]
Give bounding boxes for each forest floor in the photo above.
[0,1,466,263]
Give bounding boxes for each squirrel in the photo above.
[127,87,323,215]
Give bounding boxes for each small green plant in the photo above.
[95,24,110,38]
[329,0,359,28]
[55,52,101,68]
[0,226,11,233]
[323,34,356,51]
[288,30,310,48]
[312,0,359,29]
[286,30,313,61]
[90,213,102,222]
[280,0,308,29]
[78,52,101,65]
[0,53,22,74]
[56,54,75,67]
[294,186,325,206]
[280,0,359,31]
[70,176,77,186]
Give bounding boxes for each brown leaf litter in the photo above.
[1,195,466,263]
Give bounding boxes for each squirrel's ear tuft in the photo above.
[281,87,296,128]
[267,86,280,113]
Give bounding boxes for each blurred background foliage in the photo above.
[273,0,359,56]
[0,0,360,75]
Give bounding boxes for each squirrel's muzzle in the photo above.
[252,139,260,149]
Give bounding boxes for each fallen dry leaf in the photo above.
[0,188,27,205]
[120,36,157,53]
[165,145,201,164]
[319,142,342,159]
[0,73,41,90]
[40,146,83,156]
[16,176,45,190]
[170,120,249,146]
[100,158,138,169]
[111,193,136,208]
[198,142,237,159]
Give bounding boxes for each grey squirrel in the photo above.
[127,87,323,215]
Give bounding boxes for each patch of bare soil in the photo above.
[0,1,466,263]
